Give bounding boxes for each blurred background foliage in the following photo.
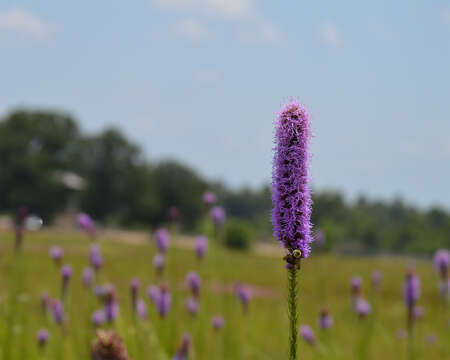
[1,109,449,254]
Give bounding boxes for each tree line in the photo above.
[0,109,448,254]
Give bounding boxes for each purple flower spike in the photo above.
[195,236,208,260]
[404,269,420,309]
[92,309,106,327]
[350,276,362,295]
[356,298,371,318]
[102,284,119,323]
[203,192,216,207]
[318,308,333,330]
[210,206,226,228]
[130,278,140,310]
[51,299,64,324]
[272,101,312,261]
[49,246,64,265]
[371,271,382,291]
[212,316,225,330]
[186,271,201,298]
[147,285,161,304]
[155,228,170,254]
[153,254,165,275]
[136,299,148,320]
[77,212,95,234]
[299,325,315,345]
[61,264,72,296]
[186,297,199,316]
[37,328,49,347]
[157,284,171,318]
[90,244,104,271]
[172,333,190,360]
[433,249,449,278]
[235,284,251,313]
[82,267,95,288]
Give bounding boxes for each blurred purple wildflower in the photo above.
[433,249,449,279]
[235,284,251,313]
[186,297,199,316]
[210,206,226,228]
[90,244,104,271]
[413,306,424,320]
[41,291,50,314]
[356,298,371,318]
[136,299,148,320]
[299,325,315,345]
[51,299,64,324]
[146,285,161,305]
[203,192,216,207]
[172,333,190,360]
[61,264,72,297]
[49,246,63,266]
[77,212,95,235]
[82,267,95,288]
[404,269,420,309]
[157,284,171,318]
[186,271,201,298]
[130,278,140,311]
[272,101,312,260]
[37,328,49,347]
[212,316,225,330]
[371,271,382,291]
[318,308,333,330]
[92,310,106,327]
[195,236,208,260]
[153,254,165,276]
[155,228,170,254]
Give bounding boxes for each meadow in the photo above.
[0,229,448,359]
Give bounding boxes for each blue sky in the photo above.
[1,1,450,208]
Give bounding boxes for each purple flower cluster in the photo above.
[404,269,420,309]
[49,246,63,266]
[186,271,201,298]
[235,284,251,313]
[37,328,49,347]
[371,271,382,291]
[82,267,95,287]
[203,192,216,207]
[146,284,171,318]
[77,212,95,235]
[195,236,208,260]
[155,228,170,254]
[153,254,165,276]
[212,316,225,330]
[210,206,226,228]
[299,325,315,345]
[172,333,190,360]
[318,308,333,330]
[186,297,199,316]
[90,244,104,272]
[92,284,120,326]
[272,101,312,259]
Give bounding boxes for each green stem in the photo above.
[288,267,298,360]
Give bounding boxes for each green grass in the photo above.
[0,230,448,359]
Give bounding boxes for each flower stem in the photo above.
[288,267,298,360]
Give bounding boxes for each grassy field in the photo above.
[0,230,448,359]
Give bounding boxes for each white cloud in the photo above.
[0,7,48,40]
[178,19,207,39]
[319,21,341,47]
[155,0,283,45]
[206,0,252,19]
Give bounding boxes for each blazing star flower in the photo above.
[82,267,95,288]
[136,299,148,320]
[235,284,251,313]
[186,297,199,316]
[153,254,165,276]
[91,330,130,360]
[49,246,64,265]
[212,316,225,330]
[51,299,64,324]
[186,271,201,298]
[404,269,420,309]
[433,249,449,278]
[210,206,226,228]
[130,278,140,311]
[90,244,104,271]
[92,310,106,327]
[172,333,190,360]
[155,228,170,253]
[157,284,171,318]
[77,212,95,233]
[102,284,119,323]
[203,192,216,207]
[350,276,362,309]
[272,101,312,262]
[371,271,382,291]
[61,264,72,297]
[146,285,161,305]
[299,325,315,345]
[37,328,49,347]
[318,308,333,330]
[356,298,371,318]
[195,236,208,260]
